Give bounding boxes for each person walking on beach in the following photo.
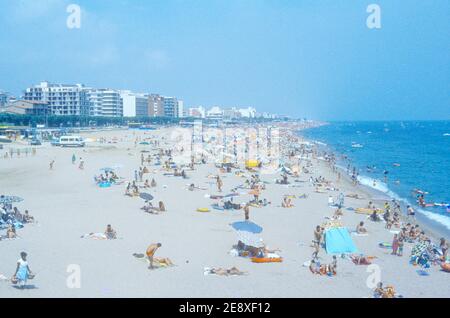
[49,160,55,170]
[13,252,33,289]
[407,205,415,220]
[146,243,162,269]
[244,204,250,221]
[392,234,399,255]
[78,158,84,170]
[216,176,223,192]
[338,193,344,208]
[72,153,76,165]
[313,226,324,251]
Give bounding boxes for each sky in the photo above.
[0,0,449,120]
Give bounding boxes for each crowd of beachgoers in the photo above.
[0,122,449,297]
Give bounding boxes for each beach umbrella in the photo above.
[139,193,154,201]
[100,167,115,172]
[0,195,24,204]
[411,241,429,258]
[231,221,263,234]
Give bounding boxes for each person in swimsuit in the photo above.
[356,221,367,234]
[146,243,162,269]
[440,238,448,260]
[313,226,324,252]
[244,204,250,221]
[104,224,117,240]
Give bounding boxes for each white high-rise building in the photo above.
[24,81,90,116]
[206,106,223,120]
[120,91,148,117]
[87,89,123,117]
[238,107,256,118]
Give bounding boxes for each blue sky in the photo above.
[0,0,448,120]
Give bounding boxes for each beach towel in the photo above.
[81,233,107,240]
[378,242,392,249]
[325,227,358,254]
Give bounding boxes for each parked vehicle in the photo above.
[29,139,42,146]
[50,138,61,146]
[59,136,85,147]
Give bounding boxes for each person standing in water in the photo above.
[13,252,33,289]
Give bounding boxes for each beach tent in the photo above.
[325,227,358,254]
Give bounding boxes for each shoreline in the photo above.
[296,129,450,242]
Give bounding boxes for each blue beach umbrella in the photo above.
[0,195,24,204]
[231,221,263,234]
[100,167,115,172]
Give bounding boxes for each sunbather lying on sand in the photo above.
[346,193,362,199]
[351,254,373,265]
[205,267,247,276]
[188,183,206,191]
[142,201,166,214]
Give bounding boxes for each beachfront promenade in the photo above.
[0,125,449,297]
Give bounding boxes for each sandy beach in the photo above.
[0,125,449,298]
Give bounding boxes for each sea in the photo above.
[301,121,450,237]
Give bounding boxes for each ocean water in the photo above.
[301,121,450,232]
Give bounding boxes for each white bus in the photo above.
[59,136,85,147]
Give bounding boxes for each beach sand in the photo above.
[0,127,449,298]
